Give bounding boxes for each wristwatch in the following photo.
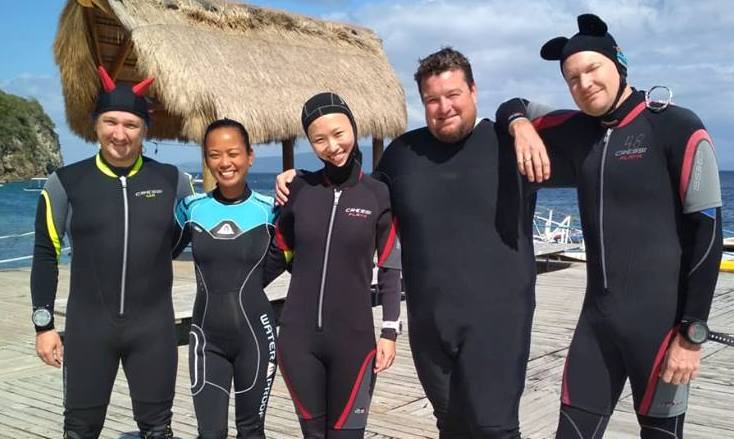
[32,308,53,328]
[679,320,709,345]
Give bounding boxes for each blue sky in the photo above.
[2,1,733,171]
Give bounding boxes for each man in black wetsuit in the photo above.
[496,14,723,439]
[30,67,193,438]
[277,49,536,439]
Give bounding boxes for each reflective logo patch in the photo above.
[344,207,373,218]
[211,220,242,239]
[134,189,163,199]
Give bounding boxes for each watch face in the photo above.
[687,322,708,344]
[32,309,52,327]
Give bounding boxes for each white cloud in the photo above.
[337,0,734,165]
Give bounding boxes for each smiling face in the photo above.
[204,126,254,198]
[306,113,355,167]
[95,111,146,167]
[420,68,477,143]
[562,51,623,116]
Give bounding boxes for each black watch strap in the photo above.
[709,331,734,347]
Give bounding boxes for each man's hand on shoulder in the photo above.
[509,118,551,183]
[275,169,297,206]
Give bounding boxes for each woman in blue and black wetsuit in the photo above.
[264,92,402,438]
[174,119,277,439]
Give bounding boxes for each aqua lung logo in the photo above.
[353,408,366,415]
[345,207,372,219]
[134,189,163,198]
[259,314,277,418]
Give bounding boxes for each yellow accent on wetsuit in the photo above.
[95,153,144,177]
[40,189,62,261]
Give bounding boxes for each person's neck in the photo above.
[99,150,138,169]
[215,183,250,204]
[610,85,634,112]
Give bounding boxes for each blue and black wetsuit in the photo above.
[374,119,536,439]
[30,153,193,438]
[264,157,401,439]
[497,90,722,437]
[174,187,277,439]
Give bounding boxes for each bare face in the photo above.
[421,69,477,143]
[95,111,146,167]
[204,127,254,196]
[562,51,622,116]
[306,113,355,167]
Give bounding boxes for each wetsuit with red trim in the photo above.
[263,155,401,438]
[497,89,723,438]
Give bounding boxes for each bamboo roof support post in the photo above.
[282,138,295,171]
[372,137,384,171]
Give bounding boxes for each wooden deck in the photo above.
[0,261,732,438]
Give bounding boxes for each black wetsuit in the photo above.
[497,90,722,438]
[264,161,401,438]
[30,153,193,438]
[373,119,536,439]
[174,187,277,439]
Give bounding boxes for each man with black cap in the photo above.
[496,13,723,438]
[30,66,193,438]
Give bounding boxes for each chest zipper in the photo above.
[317,188,342,330]
[599,128,612,292]
[119,176,130,315]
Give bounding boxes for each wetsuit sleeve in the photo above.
[665,116,723,322]
[375,191,401,340]
[172,197,192,258]
[495,98,580,188]
[176,170,195,201]
[30,173,69,332]
[262,204,294,287]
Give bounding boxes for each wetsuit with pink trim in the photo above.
[497,89,722,437]
[263,152,401,438]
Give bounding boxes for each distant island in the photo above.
[0,89,62,182]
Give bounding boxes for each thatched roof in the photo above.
[54,0,406,144]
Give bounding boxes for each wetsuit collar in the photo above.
[600,88,645,128]
[96,152,143,178]
[213,184,252,205]
[322,147,363,188]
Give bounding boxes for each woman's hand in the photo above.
[374,338,396,373]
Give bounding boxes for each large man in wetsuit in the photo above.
[496,14,723,438]
[277,49,536,438]
[30,67,193,438]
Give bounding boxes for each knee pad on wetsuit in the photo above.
[637,413,685,439]
[132,399,173,435]
[64,405,106,439]
[556,404,610,439]
[298,416,326,439]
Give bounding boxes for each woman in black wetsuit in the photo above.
[174,119,277,439]
[264,93,402,438]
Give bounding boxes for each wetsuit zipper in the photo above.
[317,188,342,330]
[599,128,612,292]
[119,176,130,315]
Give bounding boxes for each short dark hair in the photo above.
[203,118,252,152]
[414,47,475,94]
